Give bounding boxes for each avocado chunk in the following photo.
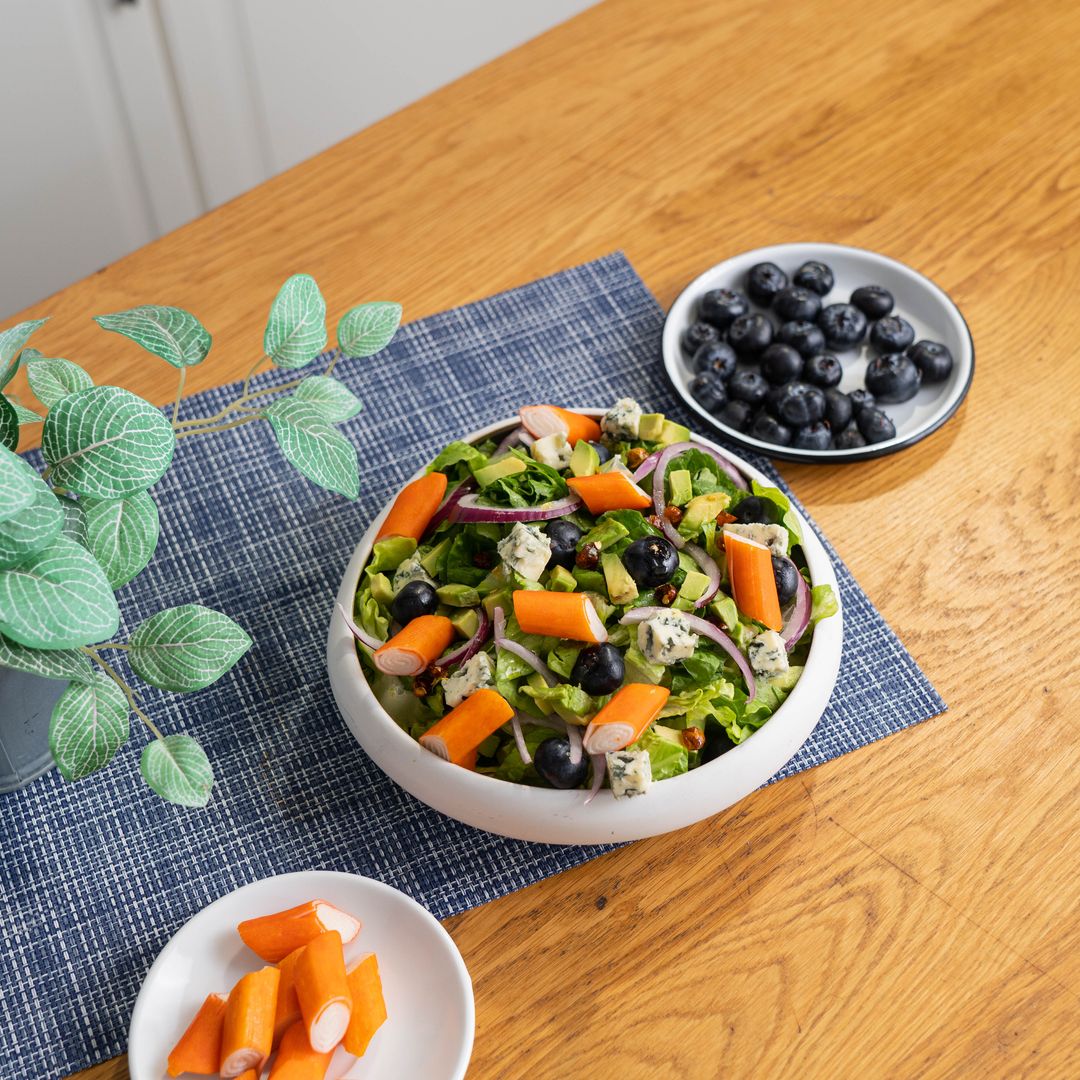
[482,587,513,619]
[601,551,639,605]
[437,583,480,607]
[369,572,395,607]
[547,565,578,592]
[474,456,527,488]
[681,492,731,533]
[572,566,606,593]
[638,412,666,441]
[667,468,693,506]
[420,536,453,576]
[569,439,600,477]
[678,569,712,602]
[450,607,480,639]
[658,419,691,446]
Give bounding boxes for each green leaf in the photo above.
[292,376,363,422]
[140,734,214,807]
[337,301,402,358]
[48,673,129,781]
[83,492,160,589]
[0,475,64,569]
[58,495,87,547]
[129,604,252,692]
[0,631,95,684]
[8,398,43,424]
[0,535,119,648]
[94,306,211,368]
[0,446,40,524]
[264,398,358,499]
[0,395,17,451]
[0,318,48,388]
[263,274,327,369]
[25,355,94,408]
[42,386,175,499]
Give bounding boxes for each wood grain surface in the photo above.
[33,0,1079,1076]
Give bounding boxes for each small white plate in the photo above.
[663,242,975,463]
[128,871,473,1080]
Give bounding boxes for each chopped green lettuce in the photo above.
[659,677,736,729]
[354,585,389,643]
[547,642,582,679]
[631,724,688,781]
[443,526,498,587]
[522,682,596,722]
[479,448,568,508]
[623,644,666,685]
[427,441,489,482]
[811,583,838,624]
[750,480,803,549]
[366,535,416,576]
[669,448,743,501]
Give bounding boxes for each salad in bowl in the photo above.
[330,400,839,840]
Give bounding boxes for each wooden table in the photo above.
[17,0,1073,1075]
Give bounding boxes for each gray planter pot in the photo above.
[0,668,65,792]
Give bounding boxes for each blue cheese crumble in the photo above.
[606,749,652,798]
[601,397,643,439]
[723,523,788,557]
[392,552,435,594]
[442,652,495,708]
[637,610,698,666]
[530,433,573,470]
[496,522,551,582]
[747,630,789,680]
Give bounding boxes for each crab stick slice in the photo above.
[375,471,448,542]
[295,929,352,1053]
[512,590,607,643]
[419,688,514,765]
[724,530,783,631]
[238,900,362,963]
[372,614,455,676]
[566,471,652,514]
[582,683,670,755]
[167,992,226,1077]
[268,1020,334,1079]
[343,953,388,1057]
[519,405,601,445]
[272,945,306,1045]
[220,966,280,1077]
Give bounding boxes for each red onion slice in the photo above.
[336,602,384,651]
[631,448,663,481]
[436,605,491,668]
[780,559,811,651]
[493,426,524,456]
[510,712,531,765]
[684,542,721,608]
[584,753,607,804]
[426,477,476,536]
[565,720,583,765]
[492,606,559,686]
[619,607,756,701]
[451,493,582,523]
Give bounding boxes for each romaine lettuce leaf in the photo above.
[811,583,838,624]
[669,448,743,501]
[443,526,498,587]
[750,480,803,549]
[354,585,389,642]
[547,642,582,679]
[631,725,688,781]
[427,441,488,482]
[479,448,568,508]
[365,535,416,576]
[522,682,596,722]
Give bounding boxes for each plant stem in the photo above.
[171,366,187,425]
[40,465,52,483]
[324,348,342,377]
[171,368,303,430]
[242,355,267,399]
[174,413,263,441]
[82,648,165,741]
[93,641,130,651]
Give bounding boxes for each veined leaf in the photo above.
[140,734,213,807]
[25,355,93,408]
[0,632,95,684]
[292,376,363,423]
[58,495,87,547]
[42,386,175,499]
[129,604,251,692]
[0,446,40,524]
[49,673,129,781]
[83,492,160,589]
[337,301,402,358]
[94,306,211,368]
[0,535,119,649]
[264,274,327,369]
[0,396,16,451]
[8,398,43,425]
[0,318,48,388]
[264,398,358,499]
[0,475,64,569]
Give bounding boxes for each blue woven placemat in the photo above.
[0,253,943,1078]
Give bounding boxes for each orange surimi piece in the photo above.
[343,953,388,1057]
[235,1072,260,1080]
[724,531,783,631]
[220,966,280,1077]
[268,1020,334,1080]
[419,688,514,765]
[295,930,352,1053]
[519,405,601,445]
[375,471,448,542]
[273,945,306,1045]
[512,590,608,643]
[373,614,455,676]
[238,900,362,963]
[566,471,652,514]
[167,992,226,1077]
[582,683,671,755]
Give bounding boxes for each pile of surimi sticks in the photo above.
[167,899,385,1079]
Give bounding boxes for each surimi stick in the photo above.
[343,953,388,1057]
[167,992,226,1077]
[566,472,652,514]
[273,945,306,1045]
[234,1071,259,1080]
[220,966,280,1077]
[267,1020,334,1079]
[723,530,783,631]
[519,405,601,445]
[512,590,607,643]
[582,683,670,755]
[238,900,361,963]
[295,930,352,1053]
[375,471,448,542]
[419,688,514,765]
[373,614,455,676]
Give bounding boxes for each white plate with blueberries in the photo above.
[663,242,975,463]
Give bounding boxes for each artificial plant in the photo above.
[0,275,401,806]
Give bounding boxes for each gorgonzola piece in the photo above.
[442,652,495,708]
[637,610,698,666]
[747,630,789,680]
[531,433,572,470]
[392,552,435,595]
[601,397,643,439]
[723,522,788,557]
[496,522,552,582]
[606,749,652,798]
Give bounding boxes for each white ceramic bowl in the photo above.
[663,242,975,463]
[327,412,843,845]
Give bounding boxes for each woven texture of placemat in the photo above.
[0,253,944,1077]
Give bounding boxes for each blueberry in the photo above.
[856,406,896,444]
[622,536,679,588]
[792,421,833,451]
[727,368,769,406]
[571,643,625,696]
[749,411,793,446]
[817,303,867,350]
[764,382,788,418]
[823,388,853,431]
[689,371,727,413]
[777,381,826,426]
[746,262,788,307]
[850,285,894,320]
[588,440,612,465]
[849,388,876,415]
[907,340,954,383]
[772,555,800,605]
[732,495,778,524]
[777,319,826,358]
[544,519,583,570]
[391,580,438,625]
[793,260,835,296]
[865,354,921,403]
[682,320,720,355]
[870,315,915,354]
[727,313,774,358]
[699,288,749,330]
[701,727,736,762]
[803,353,842,388]
[761,343,804,385]
[535,738,589,789]
[692,341,737,378]
[774,285,822,322]
[833,424,867,449]
[718,399,754,432]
